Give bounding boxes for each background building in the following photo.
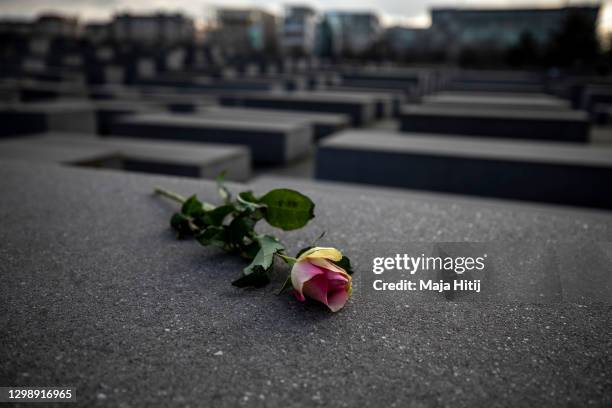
[429,5,600,58]
[83,22,110,44]
[281,6,318,56]
[321,11,382,57]
[384,26,430,59]
[111,13,194,45]
[35,14,79,38]
[209,8,277,56]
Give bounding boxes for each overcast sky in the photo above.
[0,0,609,29]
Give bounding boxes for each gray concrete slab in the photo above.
[198,106,349,140]
[87,84,143,101]
[399,105,589,143]
[136,92,217,113]
[319,85,408,115]
[590,126,612,145]
[15,79,88,102]
[89,100,163,135]
[338,68,427,94]
[315,130,612,209]
[88,85,216,113]
[423,93,571,112]
[0,139,120,167]
[0,133,251,181]
[50,133,251,181]
[580,85,612,113]
[0,100,97,136]
[0,82,19,103]
[309,90,394,118]
[0,161,610,407]
[336,77,418,95]
[445,82,546,93]
[445,72,545,94]
[219,91,376,126]
[110,112,312,164]
[425,90,554,100]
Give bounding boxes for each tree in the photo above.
[546,9,601,70]
[507,31,540,68]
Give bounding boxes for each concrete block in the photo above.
[316,130,612,209]
[0,133,251,181]
[399,105,589,143]
[219,91,376,126]
[198,106,349,140]
[110,112,312,164]
[423,92,570,112]
[0,100,97,136]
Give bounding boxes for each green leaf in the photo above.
[228,215,255,247]
[202,204,234,227]
[181,195,203,217]
[170,212,193,239]
[196,226,228,248]
[243,235,284,275]
[259,189,314,231]
[240,241,260,260]
[216,172,231,204]
[236,191,264,211]
[239,191,259,202]
[232,265,270,288]
[334,256,353,275]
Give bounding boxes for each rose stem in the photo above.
[153,187,187,204]
[276,253,297,264]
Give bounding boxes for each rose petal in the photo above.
[310,258,351,280]
[302,274,329,305]
[293,290,306,302]
[297,247,343,263]
[327,288,350,312]
[291,260,324,296]
[324,269,349,284]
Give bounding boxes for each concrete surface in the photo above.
[0,161,611,407]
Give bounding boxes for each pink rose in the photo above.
[291,247,352,312]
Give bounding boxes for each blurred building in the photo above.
[209,8,277,55]
[281,6,318,56]
[0,14,78,37]
[111,13,195,45]
[321,11,382,56]
[83,22,111,44]
[0,19,33,35]
[429,5,600,55]
[35,14,79,38]
[384,26,429,58]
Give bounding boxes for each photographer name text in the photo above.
[371,253,486,293]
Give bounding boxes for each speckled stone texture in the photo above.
[1,162,611,408]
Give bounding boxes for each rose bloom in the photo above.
[291,247,352,312]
